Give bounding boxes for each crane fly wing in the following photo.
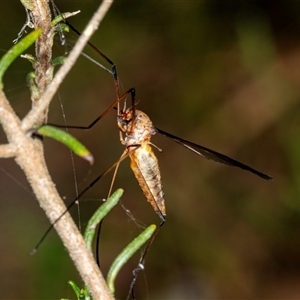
[155,127,273,180]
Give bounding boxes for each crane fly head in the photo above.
[118,109,156,145]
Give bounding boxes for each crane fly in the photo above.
[109,89,273,223]
[58,21,272,222]
[33,17,273,297]
[117,98,166,220]
[36,18,273,252]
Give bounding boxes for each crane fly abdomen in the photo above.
[119,109,166,219]
[129,143,165,218]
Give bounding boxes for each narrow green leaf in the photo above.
[54,23,70,34]
[67,281,91,300]
[68,281,81,298]
[35,125,94,164]
[51,12,80,27]
[84,189,124,251]
[52,56,67,67]
[80,287,91,300]
[0,29,41,89]
[67,280,92,300]
[106,224,156,294]
[26,72,39,100]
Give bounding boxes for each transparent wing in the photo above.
[155,127,273,180]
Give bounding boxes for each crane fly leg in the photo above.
[128,220,165,300]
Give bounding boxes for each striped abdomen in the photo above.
[129,143,165,218]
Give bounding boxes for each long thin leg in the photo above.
[47,88,135,130]
[95,147,139,267]
[31,151,131,254]
[95,157,122,267]
[64,20,123,117]
[128,220,165,300]
[95,150,126,267]
[107,150,128,199]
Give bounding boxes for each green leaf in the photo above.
[26,72,39,100]
[68,281,81,298]
[0,29,41,89]
[52,56,67,67]
[106,224,156,294]
[34,125,94,164]
[51,11,80,27]
[84,189,123,251]
[67,281,91,300]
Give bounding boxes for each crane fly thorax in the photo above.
[118,109,156,146]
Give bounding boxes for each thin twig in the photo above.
[21,0,114,131]
[0,144,16,157]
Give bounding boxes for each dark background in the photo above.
[0,1,299,299]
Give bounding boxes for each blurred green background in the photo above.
[0,0,300,299]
